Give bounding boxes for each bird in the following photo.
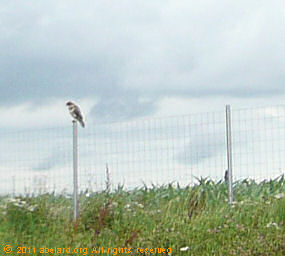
[66,101,85,127]
[224,169,229,184]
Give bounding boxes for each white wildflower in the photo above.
[274,193,285,199]
[0,204,7,210]
[180,246,190,252]
[27,205,37,212]
[110,202,118,208]
[266,222,280,229]
[4,197,38,212]
[135,202,144,208]
[13,201,25,208]
[5,198,19,203]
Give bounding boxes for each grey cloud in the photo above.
[91,90,157,122]
[177,133,225,166]
[0,56,121,104]
[0,0,284,120]
[33,146,71,171]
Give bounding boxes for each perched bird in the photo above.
[66,101,85,127]
[224,169,229,184]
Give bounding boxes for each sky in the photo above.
[0,0,284,127]
[0,1,285,194]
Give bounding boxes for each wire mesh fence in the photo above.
[78,111,226,193]
[0,126,72,196]
[231,105,285,181]
[0,105,284,196]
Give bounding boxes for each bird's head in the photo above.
[66,101,74,106]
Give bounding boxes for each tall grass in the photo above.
[0,176,284,255]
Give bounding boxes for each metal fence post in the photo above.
[226,105,234,204]
[12,175,15,197]
[73,120,79,220]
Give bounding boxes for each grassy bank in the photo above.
[0,177,284,255]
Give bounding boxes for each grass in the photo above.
[0,176,284,255]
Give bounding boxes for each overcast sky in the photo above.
[1,0,285,193]
[0,0,284,127]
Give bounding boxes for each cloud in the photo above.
[121,0,285,96]
[91,89,157,122]
[0,0,284,122]
[0,98,94,128]
[33,145,71,171]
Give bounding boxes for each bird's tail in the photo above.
[79,119,85,128]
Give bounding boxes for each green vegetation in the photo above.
[0,176,285,256]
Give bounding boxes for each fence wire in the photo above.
[79,111,226,192]
[231,105,285,181]
[0,105,284,196]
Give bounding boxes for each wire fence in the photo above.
[0,105,284,196]
[231,105,285,181]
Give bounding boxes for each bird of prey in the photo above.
[66,101,85,127]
